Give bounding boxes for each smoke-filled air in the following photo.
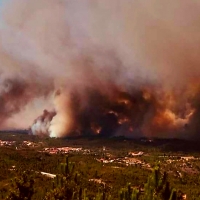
[1,0,200,138]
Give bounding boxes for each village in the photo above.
[0,138,200,175]
[41,146,84,154]
[0,140,16,146]
[0,135,200,199]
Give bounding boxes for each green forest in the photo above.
[0,133,199,199]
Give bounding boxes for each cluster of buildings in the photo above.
[0,140,39,148]
[97,151,150,168]
[0,140,16,146]
[42,147,83,154]
[124,157,151,168]
[97,157,150,168]
[128,151,144,157]
[22,141,36,147]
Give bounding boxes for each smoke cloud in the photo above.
[31,109,56,136]
[0,0,200,138]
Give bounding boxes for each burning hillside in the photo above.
[30,84,198,138]
[0,0,200,138]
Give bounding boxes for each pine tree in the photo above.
[119,183,139,200]
[44,156,82,200]
[6,171,34,200]
[143,166,179,200]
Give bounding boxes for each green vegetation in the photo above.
[0,133,199,199]
[6,171,34,200]
[5,157,182,200]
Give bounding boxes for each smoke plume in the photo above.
[0,0,200,138]
[31,109,56,136]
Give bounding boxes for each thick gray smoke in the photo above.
[31,110,56,136]
[0,0,200,138]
